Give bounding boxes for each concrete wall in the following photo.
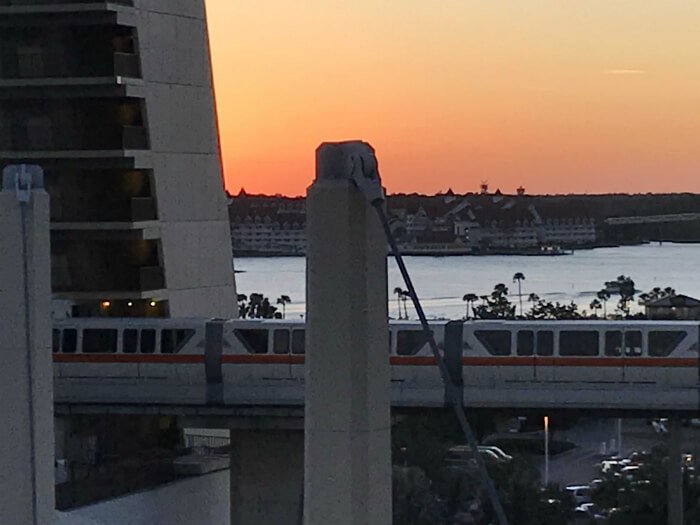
[55,471,230,525]
[134,0,237,317]
[0,178,55,525]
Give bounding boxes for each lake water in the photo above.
[234,243,700,320]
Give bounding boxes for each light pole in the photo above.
[544,415,550,486]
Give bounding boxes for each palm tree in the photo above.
[513,272,525,316]
[528,293,540,303]
[276,295,291,318]
[589,299,602,318]
[400,290,410,320]
[596,289,611,318]
[462,293,478,319]
[393,287,405,319]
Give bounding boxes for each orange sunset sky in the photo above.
[205,1,700,196]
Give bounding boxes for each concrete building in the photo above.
[0,0,236,318]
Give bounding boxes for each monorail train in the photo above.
[52,318,700,410]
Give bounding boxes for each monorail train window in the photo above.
[161,329,195,354]
[517,331,534,356]
[140,329,156,354]
[82,329,118,354]
[123,329,138,354]
[397,330,429,356]
[52,329,60,353]
[291,329,305,354]
[624,331,642,357]
[649,331,686,357]
[536,331,554,356]
[234,329,269,354]
[273,330,290,354]
[62,329,77,354]
[559,331,599,356]
[475,330,511,356]
[605,331,622,356]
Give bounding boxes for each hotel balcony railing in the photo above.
[0,1,134,7]
[0,51,140,80]
[52,197,156,223]
[0,124,148,151]
[52,265,164,293]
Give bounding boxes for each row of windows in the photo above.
[53,328,195,355]
[51,327,690,359]
[234,329,306,355]
[475,330,687,357]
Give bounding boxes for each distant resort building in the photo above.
[644,294,700,320]
[228,189,599,256]
[229,190,306,255]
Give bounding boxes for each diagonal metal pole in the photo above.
[373,203,509,525]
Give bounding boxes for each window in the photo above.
[475,330,511,356]
[517,331,534,356]
[52,329,60,353]
[140,329,156,354]
[62,329,77,354]
[624,331,642,357]
[605,331,622,356]
[649,331,687,357]
[559,331,599,356]
[161,329,195,354]
[291,330,305,355]
[397,330,429,356]
[234,329,269,354]
[82,329,118,354]
[123,329,138,354]
[273,330,290,354]
[536,331,554,356]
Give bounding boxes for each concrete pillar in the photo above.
[0,166,55,524]
[668,417,683,525]
[230,430,304,524]
[304,141,392,524]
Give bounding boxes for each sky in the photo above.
[205,1,700,196]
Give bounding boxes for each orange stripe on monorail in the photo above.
[391,356,697,367]
[53,354,204,364]
[221,355,305,365]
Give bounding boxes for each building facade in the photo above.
[0,0,236,318]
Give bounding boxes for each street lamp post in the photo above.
[544,415,550,486]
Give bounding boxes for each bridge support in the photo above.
[668,417,683,525]
[304,142,392,524]
[0,167,54,524]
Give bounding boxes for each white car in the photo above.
[566,485,592,504]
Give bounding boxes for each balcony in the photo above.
[0,0,133,7]
[0,124,148,151]
[0,51,139,80]
[52,237,163,294]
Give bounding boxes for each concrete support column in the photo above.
[230,429,304,525]
[668,417,683,525]
[304,141,392,524]
[0,166,54,524]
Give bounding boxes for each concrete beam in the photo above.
[304,141,392,524]
[668,417,683,525]
[0,166,55,524]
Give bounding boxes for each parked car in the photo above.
[565,484,592,504]
[574,502,606,522]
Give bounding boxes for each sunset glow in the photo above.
[206,1,700,196]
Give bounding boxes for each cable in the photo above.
[374,203,509,525]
